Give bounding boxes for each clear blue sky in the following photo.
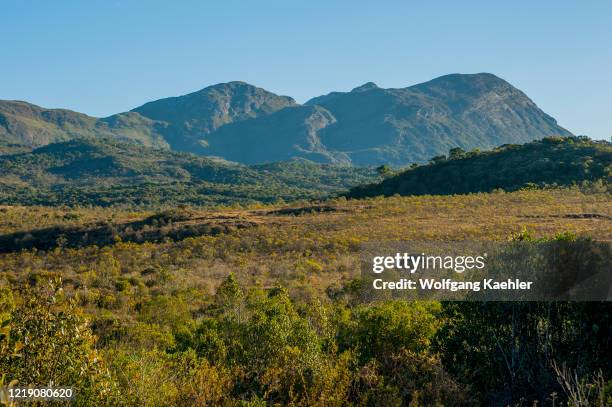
[2,0,610,139]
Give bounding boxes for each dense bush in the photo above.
[349,136,611,198]
[0,279,118,405]
[3,271,609,406]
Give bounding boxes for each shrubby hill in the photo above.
[348,136,611,198]
[0,138,378,206]
[1,74,572,165]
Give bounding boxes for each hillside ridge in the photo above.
[347,136,611,198]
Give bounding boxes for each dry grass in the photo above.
[0,188,610,317]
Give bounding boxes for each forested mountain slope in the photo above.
[0,138,378,206]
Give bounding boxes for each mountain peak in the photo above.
[351,82,379,92]
[412,72,513,94]
[200,81,257,91]
[129,81,297,150]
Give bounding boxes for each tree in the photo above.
[215,273,243,310]
[0,279,118,405]
[376,165,394,178]
[338,300,441,364]
[429,155,447,165]
[448,147,466,160]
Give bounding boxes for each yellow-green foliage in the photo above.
[0,279,117,405]
[0,189,610,405]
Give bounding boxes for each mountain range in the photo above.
[0,73,573,165]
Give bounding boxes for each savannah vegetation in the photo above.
[0,187,610,406]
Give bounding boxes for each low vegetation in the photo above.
[0,188,610,405]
